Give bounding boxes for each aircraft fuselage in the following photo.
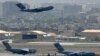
[21,6,54,12]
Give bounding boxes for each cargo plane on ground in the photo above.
[2,40,36,56]
[54,42,96,56]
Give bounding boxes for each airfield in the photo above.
[0,42,100,56]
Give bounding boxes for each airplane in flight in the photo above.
[16,3,54,12]
[2,40,36,56]
[54,42,96,56]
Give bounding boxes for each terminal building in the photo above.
[59,30,75,37]
[0,30,88,42]
[0,30,47,42]
[0,30,86,42]
[80,29,100,41]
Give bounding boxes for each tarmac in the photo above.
[0,42,100,56]
[0,53,65,56]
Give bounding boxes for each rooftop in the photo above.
[30,30,47,35]
[0,30,21,34]
[82,29,100,32]
[0,30,7,33]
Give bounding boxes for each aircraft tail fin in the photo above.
[16,3,26,10]
[54,43,64,52]
[2,40,12,50]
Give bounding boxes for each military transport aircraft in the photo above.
[54,42,96,56]
[16,3,54,12]
[2,40,36,56]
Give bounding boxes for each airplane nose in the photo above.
[29,49,36,53]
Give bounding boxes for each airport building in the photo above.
[59,30,75,37]
[0,30,48,42]
[80,29,100,41]
[0,30,86,42]
[0,30,22,42]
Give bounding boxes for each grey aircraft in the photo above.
[16,3,54,12]
[54,42,96,56]
[2,40,36,56]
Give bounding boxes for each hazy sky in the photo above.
[0,0,72,3]
[0,0,99,4]
[0,0,100,7]
[0,0,71,7]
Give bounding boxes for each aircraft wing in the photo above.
[21,48,29,52]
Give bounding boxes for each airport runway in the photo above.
[0,42,100,55]
[27,42,100,46]
[0,53,26,56]
[0,53,65,56]
[0,42,100,53]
